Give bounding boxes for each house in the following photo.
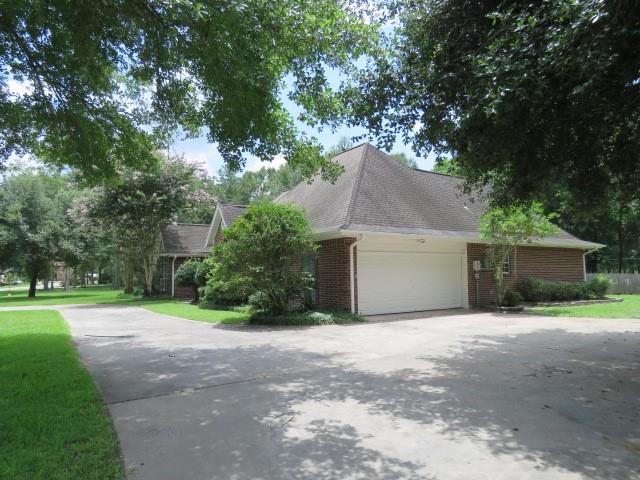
[209,143,603,315]
[157,223,211,297]
[156,205,247,297]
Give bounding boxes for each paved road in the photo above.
[32,305,640,479]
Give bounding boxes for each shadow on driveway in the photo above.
[70,315,640,480]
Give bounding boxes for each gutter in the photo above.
[349,234,365,314]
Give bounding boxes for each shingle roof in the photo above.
[219,204,247,226]
[276,143,602,249]
[160,223,210,256]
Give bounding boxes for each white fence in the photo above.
[587,273,640,294]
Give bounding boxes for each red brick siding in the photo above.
[316,238,357,311]
[467,243,584,305]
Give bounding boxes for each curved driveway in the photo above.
[32,305,640,479]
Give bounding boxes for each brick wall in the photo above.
[467,243,585,306]
[316,237,357,311]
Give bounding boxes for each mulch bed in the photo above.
[523,297,623,308]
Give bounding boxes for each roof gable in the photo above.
[276,143,601,249]
[160,223,210,256]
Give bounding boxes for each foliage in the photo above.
[480,202,557,305]
[521,277,596,302]
[174,259,206,303]
[432,158,461,176]
[249,308,364,326]
[390,152,417,168]
[588,274,613,299]
[0,171,71,296]
[201,264,252,306]
[89,156,196,295]
[1,0,375,181]
[209,203,316,313]
[213,163,304,205]
[0,310,123,479]
[349,0,640,209]
[501,290,522,307]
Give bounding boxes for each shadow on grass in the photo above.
[75,322,640,479]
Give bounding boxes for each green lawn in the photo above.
[0,286,249,324]
[0,285,133,306]
[143,302,249,324]
[0,310,124,480]
[528,294,640,318]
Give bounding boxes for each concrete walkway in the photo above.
[7,304,640,479]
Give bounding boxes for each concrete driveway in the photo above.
[55,305,639,479]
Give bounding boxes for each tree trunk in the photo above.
[142,253,155,297]
[112,256,121,290]
[192,285,199,304]
[42,278,49,291]
[28,276,37,298]
[64,266,70,292]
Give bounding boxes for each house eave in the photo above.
[313,227,605,250]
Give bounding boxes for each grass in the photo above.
[528,294,640,319]
[0,286,364,325]
[0,285,133,306]
[250,309,365,326]
[0,310,124,480]
[0,286,249,324]
[142,302,249,324]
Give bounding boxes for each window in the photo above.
[482,252,511,274]
[502,253,510,274]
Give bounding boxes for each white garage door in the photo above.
[357,252,464,315]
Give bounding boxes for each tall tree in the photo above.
[0,0,375,181]
[349,0,640,207]
[0,171,68,297]
[90,157,196,295]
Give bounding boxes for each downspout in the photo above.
[349,234,365,314]
[171,255,177,297]
[583,247,599,281]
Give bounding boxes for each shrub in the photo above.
[502,290,523,307]
[175,259,206,303]
[207,204,317,313]
[201,275,249,306]
[588,273,612,298]
[520,276,594,302]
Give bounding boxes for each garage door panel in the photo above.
[358,252,463,315]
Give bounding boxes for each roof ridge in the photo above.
[342,143,370,229]
[331,142,369,157]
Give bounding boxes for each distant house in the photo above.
[156,205,247,298]
[207,143,603,314]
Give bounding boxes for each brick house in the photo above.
[210,144,603,314]
[156,206,247,298]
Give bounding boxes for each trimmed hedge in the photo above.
[520,275,611,302]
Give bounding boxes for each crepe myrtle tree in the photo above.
[480,202,558,307]
[90,156,196,296]
[208,203,316,314]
